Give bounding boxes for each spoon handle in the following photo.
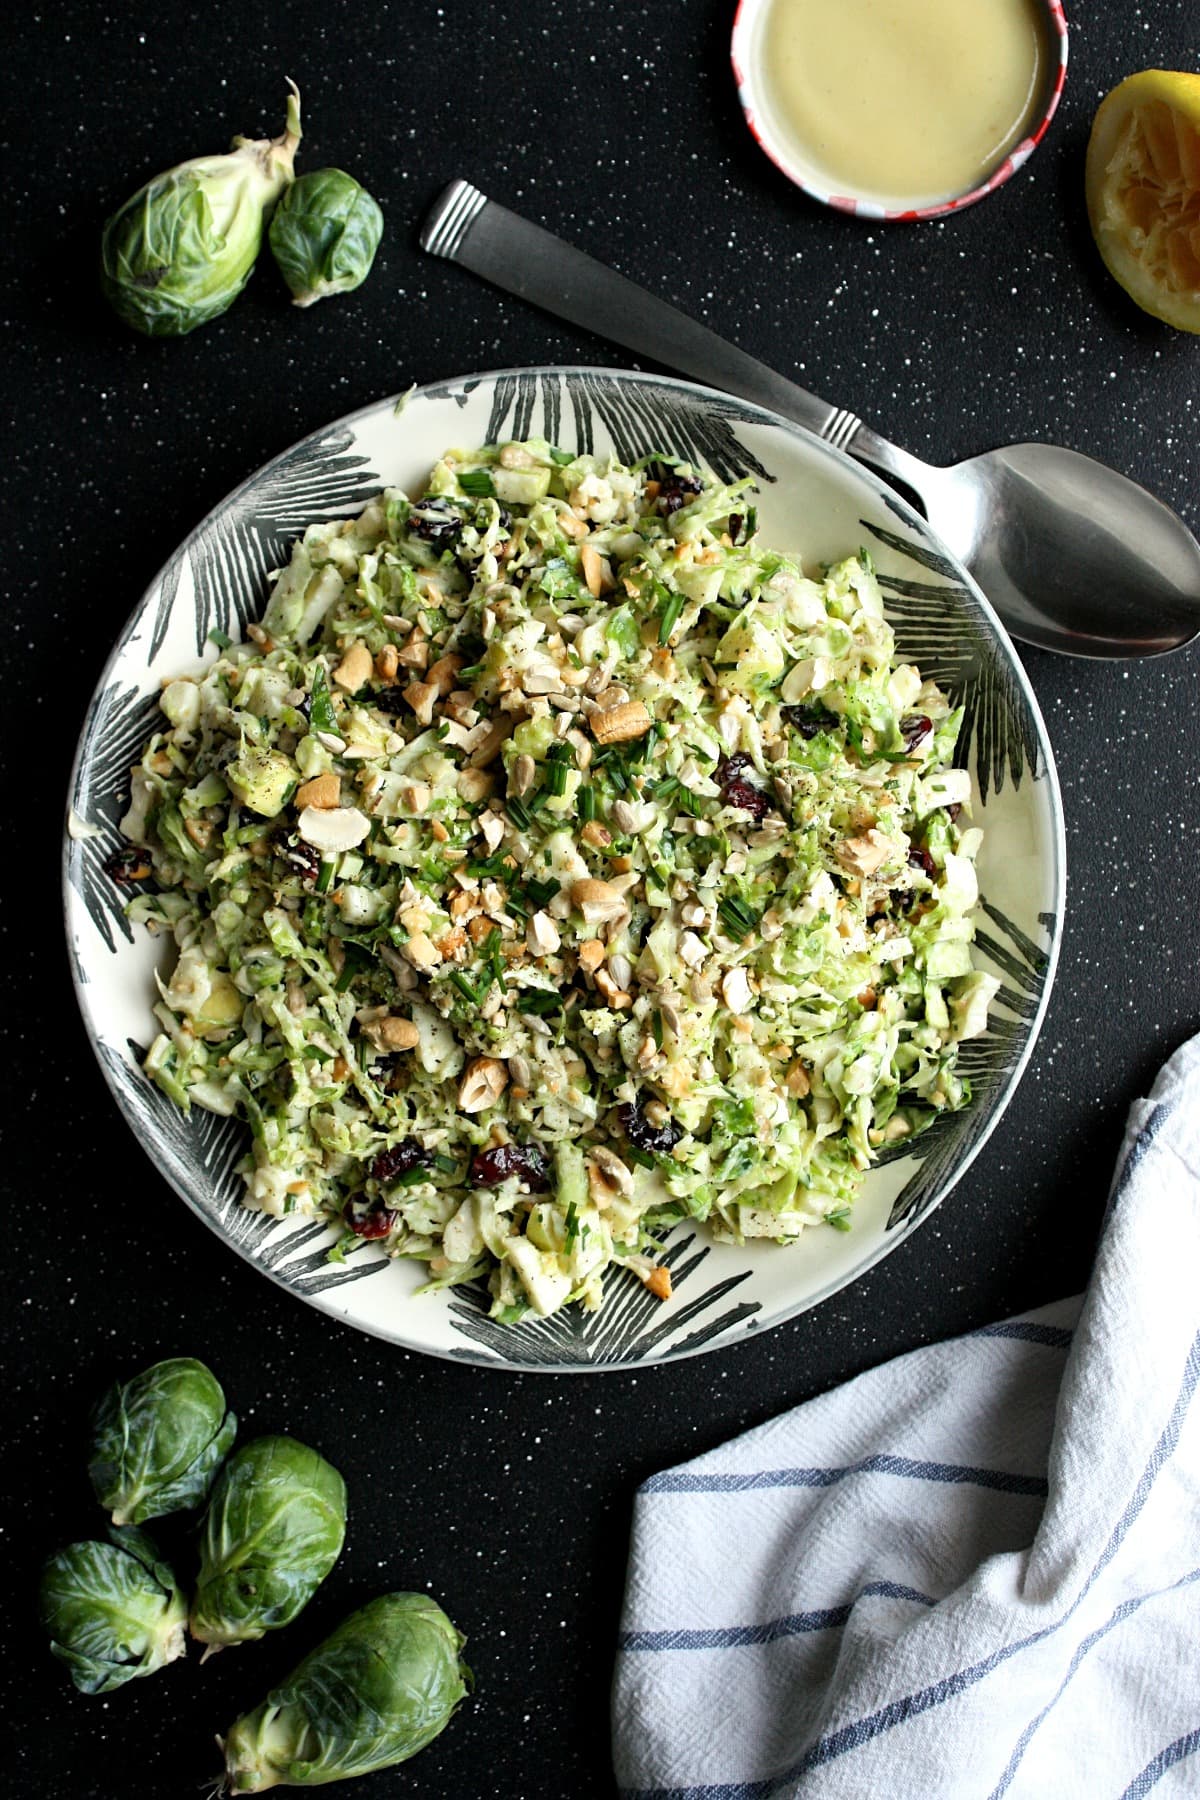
[421,180,882,468]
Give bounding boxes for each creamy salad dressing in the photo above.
[760,0,1050,205]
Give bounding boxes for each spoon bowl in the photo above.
[421,179,1200,659]
[910,443,1200,658]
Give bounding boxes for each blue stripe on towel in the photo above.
[1109,1095,1178,1212]
[1119,1725,1200,1797]
[989,1566,1200,1797]
[642,1454,1049,1499]
[791,1326,1200,1782]
[973,1322,1074,1348]
[620,1326,1200,1800]
[619,1581,935,1653]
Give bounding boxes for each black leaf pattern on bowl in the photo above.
[93,1038,387,1296]
[67,682,163,953]
[446,1231,759,1368]
[484,369,776,486]
[864,518,1043,804]
[882,901,1055,1232]
[148,548,186,664]
[184,427,380,656]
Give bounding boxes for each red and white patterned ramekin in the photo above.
[730,0,1068,222]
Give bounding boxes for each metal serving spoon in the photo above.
[422,180,1200,659]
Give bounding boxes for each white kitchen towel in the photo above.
[612,1034,1200,1800]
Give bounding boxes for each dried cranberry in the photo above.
[658,477,704,516]
[407,497,462,549]
[716,754,771,823]
[899,714,933,752]
[105,846,152,884]
[280,835,321,884]
[946,803,962,824]
[374,1053,408,1091]
[469,1142,552,1191]
[369,1138,433,1184]
[908,846,937,880]
[783,705,841,739]
[619,1098,683,1155]
[372,688,410,717]
[647,462,705,516]
[343,1194,398,1240]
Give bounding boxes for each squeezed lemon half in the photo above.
[1086,69,1200,333]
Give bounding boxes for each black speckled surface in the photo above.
[4,3,1200,1796]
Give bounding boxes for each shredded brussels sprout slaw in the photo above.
[120,440,998,1323]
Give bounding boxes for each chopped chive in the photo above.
[652,1010,665,1051]
[546,759,568,797]
[658,591,685,645]
[578,785,597,822]
[506,796,534,831]
[718,896,761,941]
[549,446,574,466]
[335,942,374,992]
[517,989,562,1016]
[826,1207,853,1233]
[315,859,335,894]
[565,1200,580,1249]
[207,627,232,650]
[396,1165,433,1188]
[449,970,484,1005]
[309,664,338,734]
[624,725,657,767]
[458,469,496,497]
[485,929,505,981]
[433,1152,459,1175]
[458,661,486,682]
[524,875,561,908]
[466,853,511,879]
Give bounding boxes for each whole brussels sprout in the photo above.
[268,169,383,307]
[190,1436,346,1648]
[40,1527,187,1694]
[100,84,302,337]
[221,1593,471,1791]
[88,1355,237,1525]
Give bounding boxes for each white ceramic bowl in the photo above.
[65,367,1065,1371]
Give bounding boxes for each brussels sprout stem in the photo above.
[231,80,302,187]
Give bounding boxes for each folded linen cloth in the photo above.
[612,1035,1200,1800]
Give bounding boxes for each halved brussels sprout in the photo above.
[40,1527,187,1694]
[221,1592,471,1790]
[268,168,383,307]
[190,1436,346,1648]
[88,1355,237,1525]
[100,84,302,337]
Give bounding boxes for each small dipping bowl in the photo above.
[731,0,1068,221]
